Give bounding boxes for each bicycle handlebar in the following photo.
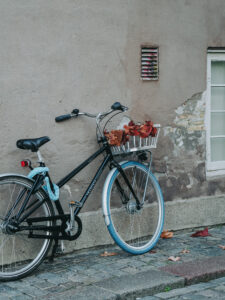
[55,114,72,122]
[55,102,128,123]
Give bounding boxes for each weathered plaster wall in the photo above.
[153,92,207,201]
[153,90,225,203]
[0,0,225,216]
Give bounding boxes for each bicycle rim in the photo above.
[106,161,164,254]
[0,176,53,280]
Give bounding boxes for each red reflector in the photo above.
[21,161,28,167]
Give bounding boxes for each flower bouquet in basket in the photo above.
[104,119,160,154]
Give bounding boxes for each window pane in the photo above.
[211,137,225,161]
[211,87,225,110]
[211,112,225,135]
[211,61,225,84]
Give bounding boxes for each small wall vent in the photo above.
[141,46,159,80]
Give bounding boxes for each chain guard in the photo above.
[27,214,82,241]
[63,216,82,240]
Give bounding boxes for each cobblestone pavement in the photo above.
[1,225,225,299]
[140,277,225,299]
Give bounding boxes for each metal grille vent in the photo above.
[141,46,159,80]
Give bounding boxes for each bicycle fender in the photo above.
[102,161,128,226]
[0,173,50,199]
[0,173,35,181]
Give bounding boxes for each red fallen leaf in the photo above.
[100,251,118,257]
[124,120,157,138]
[168,256,181,262]
[145,120,154,127]
[104,130,124,146]
[123,124,140,136]
[139,124,152,138]
[151,127,158,137]
[149,250,157,254]
[180,249,190,254]
[191,227,211,237]
[161,230,174,239]
[128,120,135,126]
[121,132,129,145]
[219,245,225,250]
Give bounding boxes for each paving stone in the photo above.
[23,287,48,297]
[214,284,225,292]
[3,225,225,299]
[32,280,56,290]
[161,254,225,284]
[106,269,128,277]
[0,285,20,297]
[154,283,209,299]
[95,269,184,298]
[0,295,10,300]
[138,297,159,300]
[68,274,90,283]
[177,295,208,300]
[197,288,224,298]
[11,295,32,300]
[122,266,139,274]
[43,285,117,300]
[208,276,225,284]
[129,260,147,268]
[37,272,68,284]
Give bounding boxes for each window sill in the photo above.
[206,169,225,179]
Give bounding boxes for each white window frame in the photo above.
[206,51,225,176]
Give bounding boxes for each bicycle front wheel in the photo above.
[0,175,54,281]
[103,161,164,254]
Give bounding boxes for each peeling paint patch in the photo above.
[163,92,206,154]
[155,91,225,202]
[153,92,210,202]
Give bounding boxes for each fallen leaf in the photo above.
[191,227,211,237]
[180,249,190,254]
[219,245,225,250]
[168,256,181,262]
[149,250,157,254]
[161,230,174,239]
[100,251,118,257]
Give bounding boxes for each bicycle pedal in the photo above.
[55,241,65,254]
[70,200,82,208]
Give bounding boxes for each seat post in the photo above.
[37,150,44,163]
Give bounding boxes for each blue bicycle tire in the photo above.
[102,161,164,254]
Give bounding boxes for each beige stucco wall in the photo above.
[1,0,225,215]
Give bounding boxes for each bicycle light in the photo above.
[20,160,31,167]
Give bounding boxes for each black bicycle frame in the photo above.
[15,140,141,232]
[56,144,112,216]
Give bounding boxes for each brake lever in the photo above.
[72,109,79,116]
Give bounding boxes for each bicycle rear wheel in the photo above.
[0,175,54,281]
[103,161,164,254]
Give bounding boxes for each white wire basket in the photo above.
[110,124,160,155]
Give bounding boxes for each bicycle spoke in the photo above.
[107,162,164,253]
[0,176,53,280]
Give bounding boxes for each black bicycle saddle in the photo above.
[16,136,50,152]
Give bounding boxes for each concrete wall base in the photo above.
[63,195,225,253]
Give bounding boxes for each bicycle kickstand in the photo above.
[49,239,58,262]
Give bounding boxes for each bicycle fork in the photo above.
[112,160,142,210]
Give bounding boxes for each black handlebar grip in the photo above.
[111,102,122,111]
[111,102,128,112]
[55,114,72,122]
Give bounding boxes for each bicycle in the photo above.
[0,102,164,281]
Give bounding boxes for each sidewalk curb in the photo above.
[160,254,225,285]
[94,269,185,300]
[92,255,225,299]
